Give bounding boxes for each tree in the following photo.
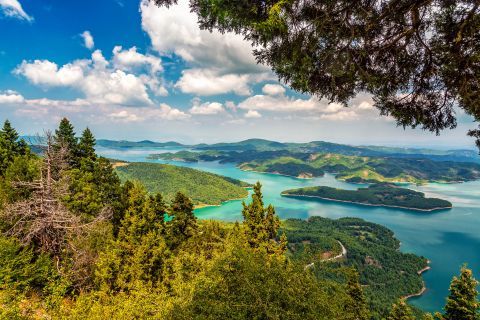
[95,183,169,291]
[345,270,369,320]
[54,118,78,165]
[387,300,416,320]
[0,120,29,175]
[1,132,108,261]
[241,182,285,254]
[154,0,480,150]
[77,127,96,161]
[443,266,479,320]
[167,192,197,248]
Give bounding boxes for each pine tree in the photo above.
[443,266,479,320]
[167,192,197,248]
[0,120,29,175]
[345,270,369,320]
[77,127,96,161]
[242,182,285,254]
[387,300,415,320]
[54,118,78,166]
[96,183,169,291]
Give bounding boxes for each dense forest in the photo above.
[115,162,250,206]
[0,119,479,320]
[282,184,453,211]
[151,149,480,183]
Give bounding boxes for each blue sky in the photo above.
[0,0,478,148]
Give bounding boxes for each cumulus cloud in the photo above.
[140,0,271,96]
[262,84,286,96]
[14,48,167,106]
[190,100,224,115]
[236,84,360,121]
[176,69,252,96]
[244,110,262,118]
[81,31,95,50]
[112,46,162,74]
[0,0,33,21]
[0,90,25,104]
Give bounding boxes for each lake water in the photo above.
[98,146,480,313]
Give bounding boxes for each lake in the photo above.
[98,146,480,313]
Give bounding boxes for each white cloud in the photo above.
[237,87,362,121]
[262,84,286,96]
[112,46,162,74]
[244,110,262,118]
[357,101,374,110]
[320,111,358,121]
[81,31,95,50]
[0,0,33,21]
[238,94,322,112]
[176,69,252,96]
[190,101,224,115]
[14,60,85,86]
[140,0,271,96]
[0,90,25,104]
[14,48,167,106]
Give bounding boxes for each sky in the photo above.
[0,0,478,148]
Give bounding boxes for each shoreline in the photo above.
[239,168,318,180]
[194,194,250,210]
[403,262,431,300]
[281,194,452,212]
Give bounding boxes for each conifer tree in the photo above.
[443,266,479,320]
[345,270,369,320]
[242,182,285,254]
[77,127,96,161]
[387,300,415,320]
[168,192,197,248]
[54,118,78,166]
[0,120,29,175]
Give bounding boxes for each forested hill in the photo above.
[282,184,453,211]
[115,162,250,206]
[151,150,480,183]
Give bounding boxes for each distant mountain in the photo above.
[97,139,185,149]
[90,138,480,163]
[194,138,288,151]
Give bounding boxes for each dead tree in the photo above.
[2,131,109,266]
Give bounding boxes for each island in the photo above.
[281,183,453,211]
[115,162,251,207]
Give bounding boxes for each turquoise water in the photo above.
[98,146,480,313]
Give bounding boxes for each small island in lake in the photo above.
[281,183,453,212]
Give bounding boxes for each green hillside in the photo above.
[152,150,480,183]
[115,162,250,206]
[282,184,453,211]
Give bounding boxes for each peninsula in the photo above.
[281,184,453,212]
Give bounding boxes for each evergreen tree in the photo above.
[443,266,479,320]
[167,192,197,248]
[387,300,415,320]
[77,127,96,161]
[345,270,369,320]
[242,182,284,254]
[0,120,29,175]
[95,183,169,291]
[54,118,78,165]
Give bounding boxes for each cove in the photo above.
[98,146,480,313]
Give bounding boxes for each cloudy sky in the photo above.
[0,0,478,148]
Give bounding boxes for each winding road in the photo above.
[305,240,347,270]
